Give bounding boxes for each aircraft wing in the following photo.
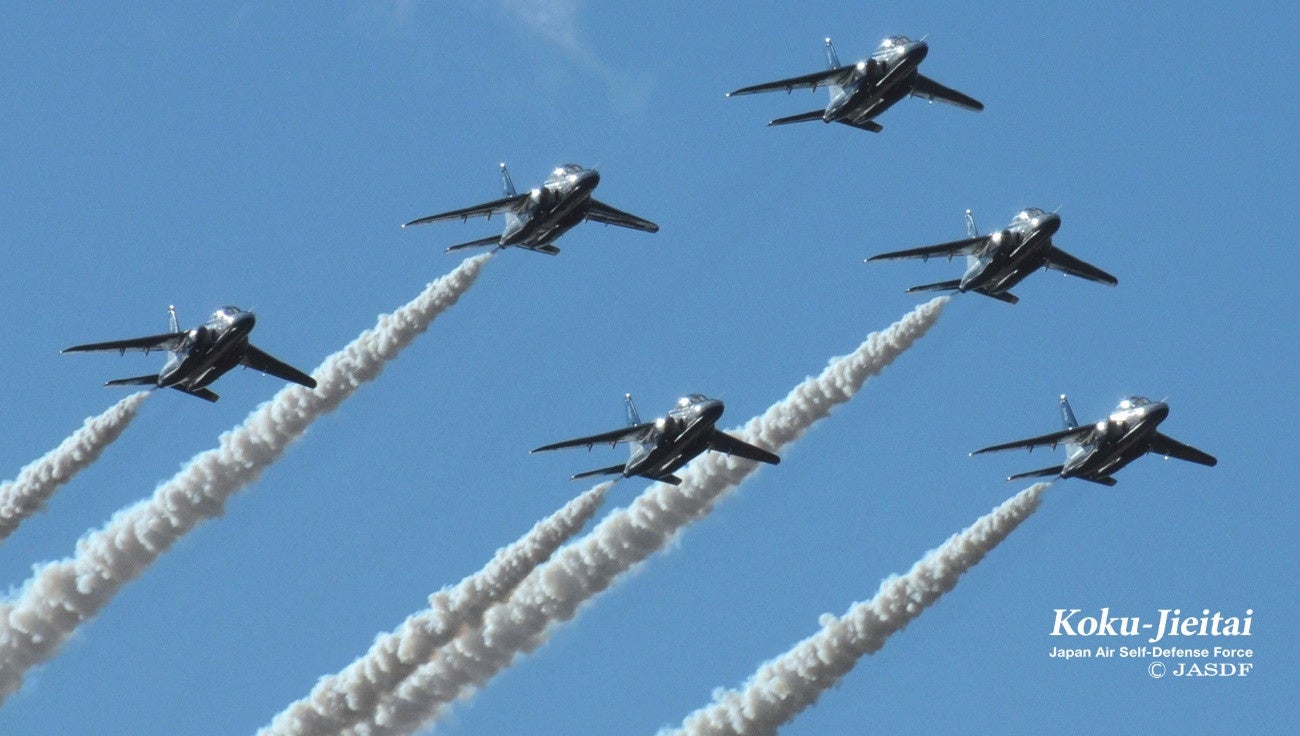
[708,430,780,465]
[910,74,984,111]
[867,235,988,263]
[531,421,659,453]
[586,199,660,233]
[971,426,1093,455]
[1043,247,1118,286]
[62,331,188,355]
[402,192,531,227]
[241,345,318,388]
[727,64,858,96]
[1148,432,1218,467]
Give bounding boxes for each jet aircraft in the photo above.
[971,395,1217,486]
[866,208,1117,304]
[531,394,780,485]
[63,306,317,402]
[727,36,983,133]
[402,163,659,255]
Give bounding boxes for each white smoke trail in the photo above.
[669,482,1049,736]
[0,254,492,701]
[0,392,149,543]
[354,297,949,736]
[260,481,611,736]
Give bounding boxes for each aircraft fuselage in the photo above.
[826,40,928,125]
[159,310,256,390]
[624,397,725,481]
[501,168,601,249]
[1063,400,1170,481]
[961,211,1062,295]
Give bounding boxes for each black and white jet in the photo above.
[62,306,317,403]
[727,36,982,133]
[531,394,780,485]
[971,395,1217,487]
[402,163,658,255]
[867,208,1117,304]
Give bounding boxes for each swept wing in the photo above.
[911,74,984,111]
[241,345,317,389]
[586,199,659,233]
[1043,246,1118,286]
[971,426,1093,455]
[707,430,780,465]
[62,331,188,355]
[402,192,532,227]
[867,235,988,263]
[1147,432,1217,467]
[727,64,858,97]
[532,421,659,453]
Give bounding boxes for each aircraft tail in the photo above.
[167,305,179,333]
[1058,394,1083,458]
[824,37,844,99]
[769,109,825,127]
[1059,394,1079,430]
[1008,464,1064,482]
[964,209,980,239]
[571,463,626,481]
[499,162,517,197]
[445,235,503,253]
[624,393,642,425]
[905,279,962,294]
[105,374,160,388]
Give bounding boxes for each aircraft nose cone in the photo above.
[1149,402,1170,423]
[580,169,600,191]
[1037,212,1062,236]
[236,311,256,333]
[909,41,929,64]
[702,399,724,423]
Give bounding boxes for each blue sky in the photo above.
[1,2,1295,734]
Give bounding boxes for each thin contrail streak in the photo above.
[669,482,1049,736]
[353,297,949,736]
[0,254,492,701]
[0,392,149,543]
[259,482,612,736]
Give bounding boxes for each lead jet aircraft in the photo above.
[866,208,1117,304]
[971,395,1217,486]
[402,163,659,255]
[531,394,780,485]
[62,306,317,402]
[727,36,982,133]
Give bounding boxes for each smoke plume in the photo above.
[0,392,149,543]
[353,297,948,735]
[670,482,1049,736]
[260,482,610,736]
[0,254,491,701]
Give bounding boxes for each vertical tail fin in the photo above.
[824,38,844,100]
[964,209,980,269]
[167,304,179,333]
[1059,394,1078,429]
[499,162,517,197]
[824,37,841,68]
[624,393,641,426]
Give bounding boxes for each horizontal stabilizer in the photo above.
[1007,465,1064,481]
[105,374,160,387]
[643,473,683,485]
[445,235,502,253]
[835,118,883,133]
[571,463,627,481]
[768,109,825,126]
[905,279,963,294]
[974,287,1019,304]
[170,385,220,403]
[526,244,561,256]
[1081,475,1118,487]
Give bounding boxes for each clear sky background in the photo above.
[1,2,1295,734]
